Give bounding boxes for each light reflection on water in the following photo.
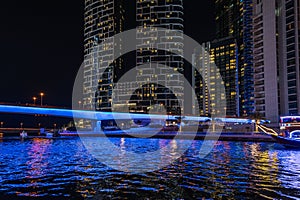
[0,137,299,199]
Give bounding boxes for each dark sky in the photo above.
[0,0,214,108]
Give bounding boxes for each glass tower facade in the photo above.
[132,0,184,114]
[215,0,254,117]
[194,37,238,117]
[83,0,124,111]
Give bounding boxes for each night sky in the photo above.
[0,0,215,108]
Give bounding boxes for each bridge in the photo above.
[0,104,271,129]
[0,104,280,140]
[0,104,212,122]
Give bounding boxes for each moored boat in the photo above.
[271,131,300,148]
[274,115,300,148]
[20,130,28,139]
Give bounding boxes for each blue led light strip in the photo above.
[0,105,254,123]
[0,105,172,120]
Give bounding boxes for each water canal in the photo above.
[0,137,299,199]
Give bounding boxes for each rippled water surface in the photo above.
[0,137,300,199]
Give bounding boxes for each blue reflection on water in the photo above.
[0,138,299,199]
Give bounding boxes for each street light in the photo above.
[20,122,23,129]
[0,122,3,128]
[40,92,44,106]
[33,97,37,105]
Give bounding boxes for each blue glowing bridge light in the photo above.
[0,105,211,122]
[215,118,253,124]
[0,105,168,121]
[0,105,256,124]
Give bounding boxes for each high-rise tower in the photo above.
[252,0,279,122]
[83,0,124,111]
[133,0,184,114]
[215,0,254,116]
[278,0,300,115]
[252,0,300,121]
[194,37,238,117]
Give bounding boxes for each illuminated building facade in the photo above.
[252,0,279,122]
[193,45,211,116]
[252,0,300,121]
[278,0,300,116]
[132,0,184,115]
[83,0,124,111]
[215,0,254,116]
[194,37,238,117]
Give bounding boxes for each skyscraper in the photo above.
[83,0,124,111]
[132,0,184,114]
[252,0,279,122]
[194,37,238,117]
[252,0,300,121]
[83,0,184,116]
[278,0,300,115]
[215,0,254,116]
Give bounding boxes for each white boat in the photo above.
[271,116,300,148]
[39,128,61,137]
[20,131,28,139]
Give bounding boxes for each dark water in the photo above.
[0,137,299,199]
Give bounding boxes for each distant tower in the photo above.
[83,0,124,111]
[194,37,238,117]
[215,0,254,116]
[133,0,184,115]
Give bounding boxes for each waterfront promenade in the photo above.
[0,127,275,142]
[0,104,278,143]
